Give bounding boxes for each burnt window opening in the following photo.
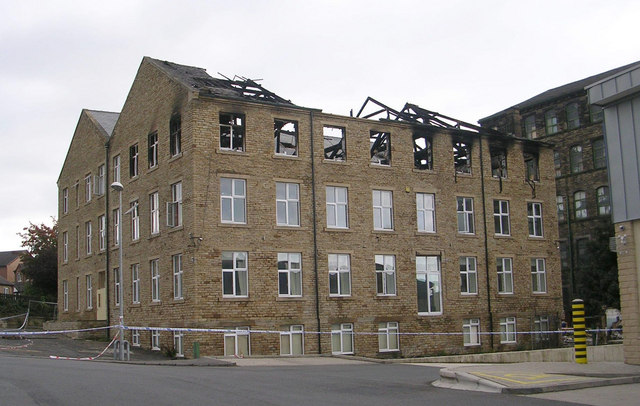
[323,126,345,161]
[370,131,391,165]
[274,119,298,156]
[453,140,472,174]
[413,132,433,170]
[170,114,181,157]
[524,150,540,182]
[490,146,507,178]
[220,113,245,152]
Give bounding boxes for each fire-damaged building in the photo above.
[57,57,562,358]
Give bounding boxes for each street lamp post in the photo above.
[111,181,124,361]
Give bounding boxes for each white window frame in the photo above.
[457,197,474,234]
[63,280,68,311]
[597,186,610,215]
[375,254,396,296]
[85,174,92,202]
[131,264,140,304]
[130,144,139,178]
[174,331,184,357]
[95,164,105,196]
[527,202,543,237]
[416,193,435,233]
[167,182,183,228]
[85,221,92,255]
[326,186,348,228]
[86,274,92,310]
[151,259,160,302]
[220,178,246,224]
[98,215,106,251]
[150,192,160,235]
[378,321,399,352]
[114,268,120,307]
[62,231,68,262]
[574,191,587,219]
[416,255,442,315]
[63,188,68,214]
[463,318,480,346]
[331,323,354,355]
[151,330,160,350]
[531,258,547,294]
[148,132,158,169]
[459,256,478,295]
[222,251,248,298]
[373,190,393,230]
[556,195,565,222]
[278,252,302,297]
[276,182,300,227]
[500,317,517,343]
[497,257,514,294]
[219,113,244,152]
[170,115,181,157]
[534,315,551,342]
[173,253,183,300]
[113,155,121,183]
[131,329,140,347]
[113,208,120,246]
[328,253,351,297]
[224,327,250,357]
[280,325,304,356]
[131,201,139,241]
[493,200,510,236]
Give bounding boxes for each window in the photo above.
[131,264,140,304]
[98,215,106,251]
[460,257,477,295]
[490,147,507,178]
[497,257,513,294]
[220,178,246,224]
[597,186,610,215]
[130,201,139,241]
[86,275,93,309]
[556,196,565,222]
[493,200,510,236]
[76,277,80,311]
[75,182,79,208]
[167,182,182,227]
[170,115,181,157]
[554,151,562,178]
[527,202,543,237]
[413,132,433,170]
[373,190,393,230]
[75,226,80,259]
[378,322,399,352]
[544,110,558,135]
[559,241,569,269]
[593,139,606,169]
[173,332,184,357]
[523,115,536,139]
[220,113,245,152]
[574,191,587,219]
[576,238,590,269]
[148,132,158,168]
[500,317,516,343]
[62,231,68,262]
[278,252,302,297]
[151,330,160,350]
[323,126,345,161]
[113,208,120,246]
[463,319,480,346]
[328,253,351,296]
[276,182,299,227]
[370,131,391,165]
[457,197,474,234]
[129,144,138,178]
[531,258,547,293]
[224,327,250,357]
[416,256,442,315]
[566,103,580,130]
[131,330,140,347]
[95,164,105,196]
[85,221,92,255]
[416,193,436,233]
[274,119,298,156]
[63,280,68,311]
[85,174,92,202]
[570,145,583,173]
[281,325,304,356]
[113,155,121,183]
[173,254,183,300]
[375,255,396,296]
[63,188,68,214]
[151,259,160,302]
[331,323,354,354]
[590,105,603,123]
[524,151,539,181]
[149,192,159,234]
[453,140,471,174]
[534,315,550,343]
[222,251,248,297]
[326,186,348,228]
[114,268,120,306]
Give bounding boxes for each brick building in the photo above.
[57,57,562,358]
[479,62,639,317]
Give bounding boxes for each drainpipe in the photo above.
[309,110,322,354]
[104,140,111,339]
[478,135,494,349]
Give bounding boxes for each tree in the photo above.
[18,220,58,300]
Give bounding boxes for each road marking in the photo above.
[472,372,587,385]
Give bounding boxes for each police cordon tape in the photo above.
[0,339,33,350]
[0,313,28,321]
[49,334,119,361]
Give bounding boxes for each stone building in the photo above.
[479,62,639,317]
[57,57,562,358]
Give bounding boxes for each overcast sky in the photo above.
[0,0,638,250]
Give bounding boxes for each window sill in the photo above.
[415,231,438,236]
[274,225,304,230]
[455,172,473,177]
[150,301,162,306]
[323,227,352,232]
[217,149,247,156]
[460,293,478,297]
[276,296,305,301]
[379,349,400,353]
[374,295,399,300]
[457,233,477,238]
[369,163,391,169]
[323,159,347,164]
[272,153,300,160]
[219,222,250,228]
[328,295,353,300]
[412,168,436,174]
[527,236,546,241]
[463,343,481,347]
[221,296,251,301]
[490,176,509,182]
[372,229,395,234]
[417,312,443,317]
[148,233,161,240]
[148,165,159,174]
[168,225,184,233]
[497,292,515,296]
[169,152,183,162]
[494,234,512,239]
[130,303,141,308]
[173,298,185,303]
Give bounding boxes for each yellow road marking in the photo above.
[472,372,587,385]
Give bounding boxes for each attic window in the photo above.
[413,132,433,170]
[274,119,298,156]
[220,113,245,152]
[453,140,471,174]
[370,131,391,166]
[323,126,345,161]
[490,146,507,178]
[524,150,540,182]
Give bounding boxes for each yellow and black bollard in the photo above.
[572,299,587,364]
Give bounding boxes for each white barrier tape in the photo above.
[0,339,33,350]
[0,325,117,337]
[0,313,28,321]
[49,333,119,361]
